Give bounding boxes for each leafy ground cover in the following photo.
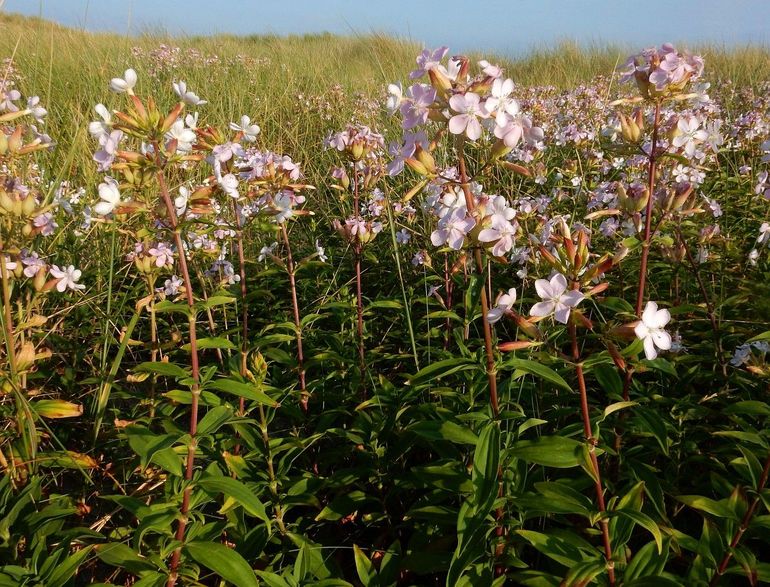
[2,13,770,587]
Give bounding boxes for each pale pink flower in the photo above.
[530,273,584,324]
[448,92,485,140]
[431,207,476,250]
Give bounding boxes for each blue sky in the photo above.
[6,0,769,55]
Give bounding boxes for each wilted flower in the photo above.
[315,240,328,262]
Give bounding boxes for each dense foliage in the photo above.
[2,19,770,587]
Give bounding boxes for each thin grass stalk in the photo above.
[384,192,419,369]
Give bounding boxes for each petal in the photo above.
[448,115,467,135]
[649,308,671,329]
[643,336,658,360]
[534,278,553,300]
[477,228,500,243]
[652,329,672,351]
[487,307,504,324]
[561,290,584,308]
[529,300,554,318]
[634,322,650,340]
[466,118,482,141]
[641,301,658,324]
[550,273,568,296]
[553,303,571,324]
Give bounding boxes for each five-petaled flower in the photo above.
[529,273,584,324]
[634,301,672,360]
[50,265,85,292]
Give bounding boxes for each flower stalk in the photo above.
[280,223,308,409]
[152,155,202,587]
[457,146,498,417]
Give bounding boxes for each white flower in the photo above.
[315,240,328,262]
[26,96,47,123]
[487,288,517,324]
[109,68,138,94]
[175,186,190,216]
[88,103,113,141]
[49,265,85,292]
[757,222,770,246]
[634,301,672,360]
[173,81,206,106]
[448,92,485,141]
[386,83,403,115]
[529,273,584,324]
[672,116,707,158]
[273,192,294,223]
[395,228,411,244]
[229,115,261,142]
[165,119,196,153]
[94,177,122,216]
[258,242,278,262]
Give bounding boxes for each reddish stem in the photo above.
[634,100,661,318]
[280,223,308,409]
[456,150,498,417]
[352,169,366,396]
[569,321,616,585]
[153,153,201,587]
[710,452,770,586]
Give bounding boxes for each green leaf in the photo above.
[198,475,271,526]
[184,542,258,587]
[409,420,478,445]
[471,421,500,515]
[602,401,638,419]
[96,543,156,573]
[315,490,372,522]
[134,361,188,379]
[207,378,278,407]
[197,405,234,436]
[199,295,236,310]
[44,545,94,587]
[509,436,583,468]
[723,401,770,417]
[353,545,374,587]
[516,530,594,568]
[677,495,739,519]
[183,337,237,351]
[504,358,572,392]
[408,357,479,386]
[614,509,663,553]
[154,300,191,316]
